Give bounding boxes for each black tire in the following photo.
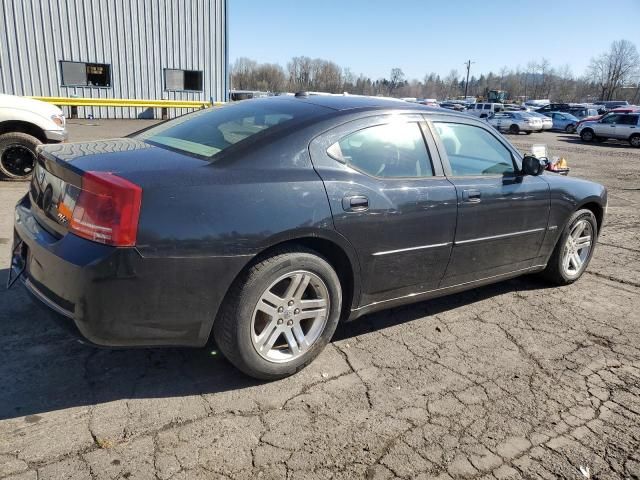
[541,209,598,285]
[565,124,576,133]
[0,132,41,180]
[213,247,342,380]
[595,137,607,143]
[580,129,594,142]
[629,134,640,148]
[509,124,520,134]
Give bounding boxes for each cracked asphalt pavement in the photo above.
[0,124,639,479]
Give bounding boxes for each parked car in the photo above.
[467,102,505,118]
[543,112,579,133]
[439,101,466,111]
[525,112,553,131]
[536,103,571,114]
[577,112,640,147]
[0,94,67,180]
[576,106,640,129]
[10,95,607,379]
[487,111,543,134]
[594,100,630,110]
[568,107,599,120]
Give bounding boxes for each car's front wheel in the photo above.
[509,124,520,134]
[541,209,597,285]
[580,129,594,142]
[214,247,342,380]
[565,124,576,133]
[0,132,41,180]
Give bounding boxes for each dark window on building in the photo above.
[164,69,203,91]
[60,61,111,87]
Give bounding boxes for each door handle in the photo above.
[462,189,481,203]
[342,195,369,212]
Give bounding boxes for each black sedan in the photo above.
[10,94,607,379]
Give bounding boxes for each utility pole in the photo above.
[463,60,474,98]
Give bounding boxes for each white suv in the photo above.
[0,94,68,180]
[577,113,640,147]
[466,103,505,118]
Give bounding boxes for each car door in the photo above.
[309,114,458,306]
[616,114,640,139]
[595,114,620,137]
[428,117,550,286]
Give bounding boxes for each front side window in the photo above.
[433,123,515,176]
[60,61,111,87]
[327,123,433,178]
[136,101,311,158]
[601,114,620,124]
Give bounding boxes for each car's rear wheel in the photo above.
[565,124,576,133]
[630,134,640,148]
[580,129,594,142]
[541,209,597,285]
[0,132,41,180]
[214,247,342,380]
[509,124,520,134]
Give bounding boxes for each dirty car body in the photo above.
[11,96,607,357]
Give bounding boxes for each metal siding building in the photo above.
[0,0,228,118]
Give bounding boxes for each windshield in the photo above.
[136,100,316,158]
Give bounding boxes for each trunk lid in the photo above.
[29,138,208,237]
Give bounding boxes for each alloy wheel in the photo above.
[251,270,329,363]
[0,144,36,178]
[562,219,593,277]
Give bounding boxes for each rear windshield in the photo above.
[136,100,315,158]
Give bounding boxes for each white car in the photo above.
[466,102,505,118]
[487,112,543,134]
[0,94,67,179]
[525,112,553,131]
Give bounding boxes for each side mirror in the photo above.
[522,155,545,176]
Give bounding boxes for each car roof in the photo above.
[243,94,475,120]
[289,93,422,111]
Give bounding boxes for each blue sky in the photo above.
[229,0,640,80]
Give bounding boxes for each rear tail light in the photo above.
[68,172,142,246]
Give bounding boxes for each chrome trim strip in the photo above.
[454,228,545,246]
[547,225,558,231]
[352,265,547,312]
[372,242,451,256]
[23,278,74,319]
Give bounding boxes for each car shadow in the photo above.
[0,268,551,420]
[555,134,633,149]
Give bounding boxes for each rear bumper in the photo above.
[12,194,250,348]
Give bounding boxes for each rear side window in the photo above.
[619,115,639,125]
[433,123,515,176]
[484,104,491,110]
[327,123,433,178]
[136,101,311,158]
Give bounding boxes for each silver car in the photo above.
[487,112,543,134]
[577,112,640,147]
[526,112,553,131]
